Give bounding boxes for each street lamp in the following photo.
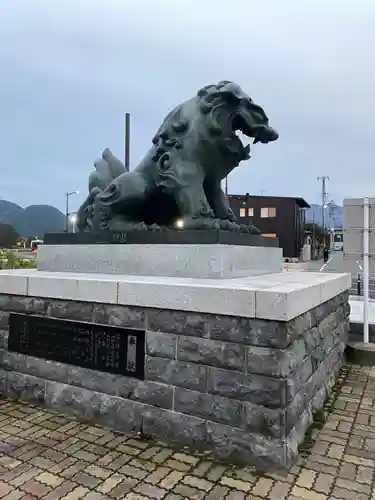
[69,214,78,233]
[65,191,79,232]
[175,219,184,229]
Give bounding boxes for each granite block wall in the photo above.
[0,291,349,470]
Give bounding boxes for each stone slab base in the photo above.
[0,289,350,470]
[349,322,375,344]
[346,342,375,366]
[37,244,284,278]
[44,230,279,247]
[0,269,351,321]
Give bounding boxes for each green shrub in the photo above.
[0,249,36,269]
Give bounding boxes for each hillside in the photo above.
[0,200,23,222]
[305,203,343,228]
[0,200,65,237]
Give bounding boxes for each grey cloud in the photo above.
[1,0,375,208]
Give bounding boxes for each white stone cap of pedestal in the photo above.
[36,244,283,279]
[0,269,351,321]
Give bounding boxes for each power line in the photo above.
[317,176,329,229]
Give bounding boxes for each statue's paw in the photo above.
[249,225,262,235]
[182,217,219,230]
[219,220,240,231]
[239,224,261,235]
[209,219,220,230]
[133,222,148,231]
[197,218,220,230]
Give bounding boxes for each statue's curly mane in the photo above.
[151,109,187,165]
[151,80,240,167]
[197,80,236,110]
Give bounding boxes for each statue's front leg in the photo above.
[205,183,261,233]
[204,183,240,231]
[174,182,220,230]
[206,184,237,221]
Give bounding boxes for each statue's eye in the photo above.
[252,112,264,122]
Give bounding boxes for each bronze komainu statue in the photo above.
[77,81,278,233]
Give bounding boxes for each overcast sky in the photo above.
[1,0,374,212]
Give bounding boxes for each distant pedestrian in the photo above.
[323,246,329,263]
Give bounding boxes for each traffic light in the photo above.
[241,192,250,206]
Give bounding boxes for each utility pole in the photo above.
[124,113,130,172]
[312,212,316,259]
[317,176,329,229]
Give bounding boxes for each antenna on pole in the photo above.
[317,176,329,229]
[125,113,130,172]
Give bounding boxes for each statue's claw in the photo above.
[182,217,220,230]
[239,224,261,235]
[133,222,148,231]
[218,220,240,232]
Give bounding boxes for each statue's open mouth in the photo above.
[232,112,279,158]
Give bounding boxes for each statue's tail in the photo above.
[78,149,126,231]
[89,148,126,192]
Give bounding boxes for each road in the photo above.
[309,251,375,298]
[303,251,375,329]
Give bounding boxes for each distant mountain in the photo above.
[0,200,23,222]
[306,203,343,229]
[0,200,65,237]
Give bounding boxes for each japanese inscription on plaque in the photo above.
[8,313,145,380]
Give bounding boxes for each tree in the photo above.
[304,222,329,246]
[0,223,19,248]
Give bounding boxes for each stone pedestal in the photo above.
[37,244,283,278]
[0,268,351,470]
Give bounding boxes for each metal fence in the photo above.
[351,273,375,299]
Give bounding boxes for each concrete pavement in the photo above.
[304,252,373,323]
[318,251,370,276]
[316,252,375,299]
[1,365,375,499]
[349,297,375,324]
